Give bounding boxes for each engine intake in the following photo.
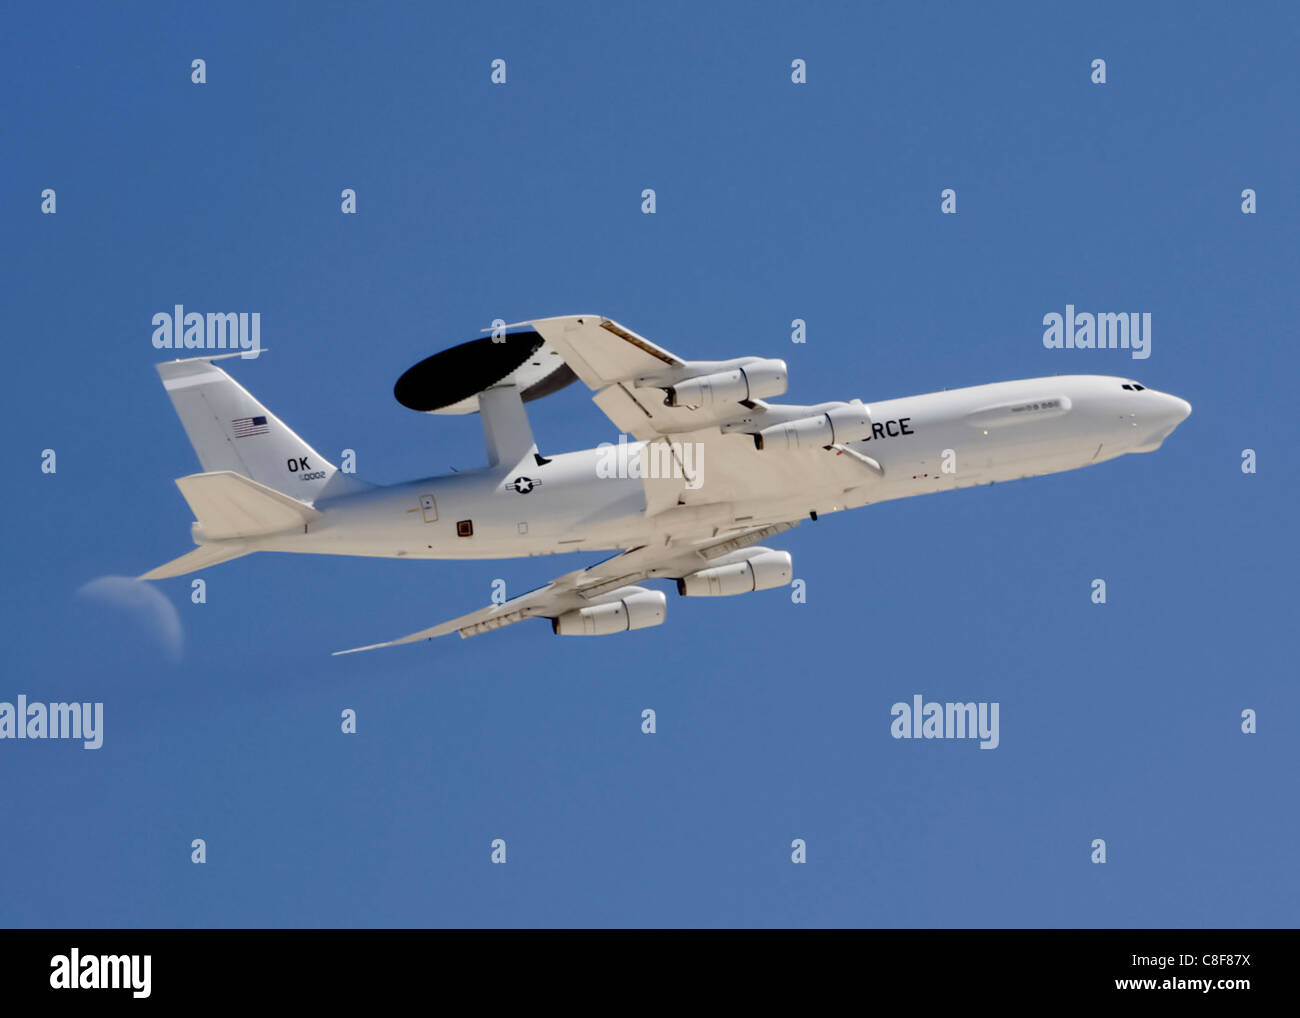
[752,404,871,451]
[664,359,787,409]
[551,587,667,636]
[676,549,793,597]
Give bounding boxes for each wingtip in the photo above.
[333,634,441,656]
[331,642,389,657]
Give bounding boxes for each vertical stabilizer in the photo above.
[156,355,368,503]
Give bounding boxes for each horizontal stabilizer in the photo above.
[140,542,252,580]
[174,470,321,540]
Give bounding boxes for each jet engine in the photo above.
[551,586,667,636]
[752,403,871,451]
[676,548,793,597]
[664,358,788,409]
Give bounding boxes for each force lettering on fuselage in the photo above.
[861,417,913,441]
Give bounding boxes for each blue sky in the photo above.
[2,1,1296,927]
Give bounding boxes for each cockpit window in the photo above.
[1121,383,1146,391]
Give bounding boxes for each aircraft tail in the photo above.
[156,354,368,504]
[139,471,323,579]
[174,471,321,540]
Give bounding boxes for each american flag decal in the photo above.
[232,415,269,438]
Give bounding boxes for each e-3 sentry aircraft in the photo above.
[141,315,1191,653]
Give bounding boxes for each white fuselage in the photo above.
[246,374,1191,562]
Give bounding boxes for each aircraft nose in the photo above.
[1130,390,1191,452]
[1149,390,1190,426]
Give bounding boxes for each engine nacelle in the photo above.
[551,586,667,636]
[676,549,793,597]
[752,403,871,451]
[664,359,787,409]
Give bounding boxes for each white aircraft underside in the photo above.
[140,315,1191,652]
